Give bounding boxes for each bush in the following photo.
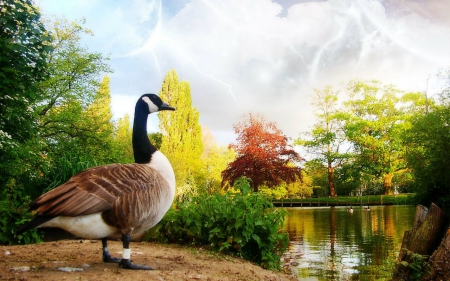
[0,181,42,245]
[147,191,289,270]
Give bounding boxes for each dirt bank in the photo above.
[0,240,297,281]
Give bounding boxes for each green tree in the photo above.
[37,18,111,160]
[198,128,236,194]
[342,80,424,195]
[405,71,450,206]
[23,18,112,198]
[295,86,349,197]
[82,75,115,163]
[158,69,203,189]
[286,170,313,198]
[112,113,133,163]
[0,0,52,188]
[303,160,330,196]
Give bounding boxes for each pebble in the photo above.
[58,267,84,272]
[10,266,30,272]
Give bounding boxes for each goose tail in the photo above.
[16,215,55,235]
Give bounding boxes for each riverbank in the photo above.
[1,240,297,281]
[271,194,413,207]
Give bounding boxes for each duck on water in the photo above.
[16,94,175,270]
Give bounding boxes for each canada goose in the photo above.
[347,205,353,213]
[16,94,176,270]
[364,206,370,211]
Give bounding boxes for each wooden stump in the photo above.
[392,203,448,280]
[428,228,450,280]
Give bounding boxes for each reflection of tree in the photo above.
[282,206,416,280]
[329,206,337,278]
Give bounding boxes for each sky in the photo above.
[36,0,450,145]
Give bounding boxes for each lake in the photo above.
[281,205,415,281]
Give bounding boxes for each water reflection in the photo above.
[282,205,415,281]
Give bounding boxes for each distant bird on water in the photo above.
[347,205,354,213]
[16,94,176,270]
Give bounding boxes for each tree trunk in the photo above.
[383,173,394,195]
[328,165,336,197]
[392,203,448,280]
[252,181,258,193]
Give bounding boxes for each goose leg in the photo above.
[102,238,121,263]
[119,234,153,270]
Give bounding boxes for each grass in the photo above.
[271,193,414,207]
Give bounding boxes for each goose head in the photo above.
[137,93,175,114]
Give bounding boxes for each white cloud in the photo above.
[39,0,450,145]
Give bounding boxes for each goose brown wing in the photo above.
[30,164,158,217]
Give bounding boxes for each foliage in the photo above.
[40,153,99,194]
[398,251,430,281]
[260,184,287,199]
[0,0,52,189]
[286,170,313,198]
[197,128,236,194]
[159,69,203,189]
[173,174,198,203]
[112,113,133,163]
[147,189,289,270]
[80,75,115,163]
[222,113,303,192]
[340,80,424,195]
[234,176,252,196]
[148,132,162,150]
[295,86,350,197]
[0,182,42,245]
[37,18,112,164]
[405,106,450,207]
[0,10,114,245]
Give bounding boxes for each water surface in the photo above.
[282,205,415,281]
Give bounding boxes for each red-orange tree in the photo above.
[222,113,303,192]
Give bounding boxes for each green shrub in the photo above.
[398,251,431,281]
[147,191,289,270]
[0,180,42,245]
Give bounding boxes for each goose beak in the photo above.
[160,103,176,111]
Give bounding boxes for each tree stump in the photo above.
[428,228,450,280]
[391,203,448,280]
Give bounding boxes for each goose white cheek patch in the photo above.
[123,248,131,259]
[142,96,159,113]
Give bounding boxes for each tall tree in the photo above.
[0,0,52,187]
[342,80,424,195]
[295,86,349,197]
[222,113,303,192]
[198,127,236,194]
[158,69,203,188]
[112,114,133,163]
[405,70,450,206]
[37,18,111,160]
[82,75,114,162]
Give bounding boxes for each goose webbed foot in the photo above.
[118,233,153,270]
[119,259,153,270]
[103,251,121,263]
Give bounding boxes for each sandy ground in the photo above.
[0,240,297,281]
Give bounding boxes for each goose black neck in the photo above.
[132,103,157,164]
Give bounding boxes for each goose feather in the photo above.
[33,163,173,236]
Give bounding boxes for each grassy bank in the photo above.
[271,193,414,207]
